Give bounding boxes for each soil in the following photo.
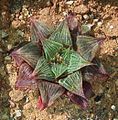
[0,0,118,120]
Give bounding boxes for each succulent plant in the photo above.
[10,12,109,110]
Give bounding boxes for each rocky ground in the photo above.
[0,0,118,120]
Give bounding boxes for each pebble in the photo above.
[9,90,24,102]
[63,12,67,16]
[93,19,99,22]
[25,96,30,103]
[12,20,21,28]
[110,25,113,29]
[14,110,22,118]
[74,4,89,14]
[111,105,116,111]
[97,21,103,27]
[7,44,12,50]
[65,1,74,5]
[83,14,89,20]
[19,15,23,20]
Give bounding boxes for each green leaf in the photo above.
[43,40,63,60]
[68,51,92,73]
[32,57,54,81]
[59,71,84,96]
[77,35,100,61]
[51,63,68,78]
[49,20,72,46]
[61,48,72,64]
[16,42,41,68]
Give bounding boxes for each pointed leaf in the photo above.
[77,35,102,61]
[68,51,92,73]
[51,63,68,78]
[66,12,79,31]
[31,19,51,43]
[66,12,80,50]
[83,81,95,98]
[61,48,71,64]
[15,63,37,90]
[82,58,109,81]
[32,57,54,81]
[43,40,63,60]
[11,42,41,68]
[49,20,72,46]
[59,71,84,97]
[10,50,24,67]
[37,81,65,110]
[67,92,88,110]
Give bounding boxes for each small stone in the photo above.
[12,20,21,28]
[74,4,89,14]
[97,21,103,27]
[83,14,89,20]
[63,12,67,16]
[7,44,12,50]
[9,90,24,102]
[25,96,30,103]
[65,1,74,5]
[15,110,22,118]
[110,25,113,29]
[19,15,23,20]
[111,105,116,111]
[93,19,99,22]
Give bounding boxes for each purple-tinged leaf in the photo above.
[37,81,65,110]
[15,63,37,90]
[10,42,41,68]
[66,12,79,32]
[83,81,95,98]
[67,92,88,110]
[82,58,109,81]
[66,12,80,50]
[30,18,51,46]
[77,36,104,61]
[10,49,24,67]
[59,71,85,98]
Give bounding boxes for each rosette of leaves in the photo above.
[10,12,109,110]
